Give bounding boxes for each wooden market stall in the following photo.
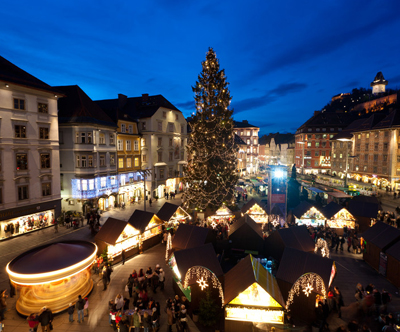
[264,226,315,262]
[228,215,264,254]
[276,247,336,325]
[322,202,356,231]
[348,195,382,232]
[171,224,215,252]
[292,201,326,227]
[241,198,268,223]
[224,254,286,331]
[385,240,400,287]
[95,217,140,263]
[168,243,223,310]
[206,204,235,227]
[156,202,191,229]
[361,221,400,274]
[128,210,163,251]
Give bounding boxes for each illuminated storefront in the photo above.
[118,172,144,205]
[295,206,326,227]
[207,204,235,227]
[241,198,268,223]
[224,255,285,331]
[322,202,356,229]
[7,241,96,316]
[156,202,191,229]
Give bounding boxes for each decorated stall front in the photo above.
[224,255,285,332]
[156,202,191,229]
[322,202,356,230]
[95,217,140,262]
[206,204,235,228]
[168,243,224,310]
[128,210,163,251]
[241,198,268,223]
[292,201,326,227]
[7,241,97,315]
[276,247,336,325]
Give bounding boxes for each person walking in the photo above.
[158,268,165,291]
[149,198,152,207]
[76,295,85,323]
[68,303,74,322]
[102,267,108,291]
[27,312,39,332]
[106,264,113,284]
[334,286,344,318]
[121,249,126,265]
[38,307,53,332]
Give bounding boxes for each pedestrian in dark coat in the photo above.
[102,271,108,291]
[38,307,53,332]
[121,250,125,265]
[334,286,344,318]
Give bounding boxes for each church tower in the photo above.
[370,72,388,95]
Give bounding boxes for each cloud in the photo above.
[176,100,195,110]
[340,80,360,90]
[388,74,400,87]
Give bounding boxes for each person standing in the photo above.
[102,267,108,291]
[76,295,85,323]
[158,268,165,291]
[334,286,344,318]
[121,250,125,265]
[106,264,113,284]
[0,290,7,321]
[84,297,89,317]
[130,308,141,332]
[68,303,74,322]
[149,198,152,207]
[38,307,53,332]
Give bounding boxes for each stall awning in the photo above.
[328,192,351,198]
[308,187,325,194]
[235,186,245,193]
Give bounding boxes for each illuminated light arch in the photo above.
[165,232,172,262]
[286,273,326,312]
[314,238,330,258]
[183,266,224,306]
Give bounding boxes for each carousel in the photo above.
[6,241,96,316]
[207,204,235,228]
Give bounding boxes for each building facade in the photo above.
[96,94,187,199]
[56,85,118,212]
[234,134,247,177]
[234,120,259,175]
[0,56,61,239]
[259,133,294,166]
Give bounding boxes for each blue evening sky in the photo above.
[2,0,400,135]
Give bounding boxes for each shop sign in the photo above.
[225,306,284,324]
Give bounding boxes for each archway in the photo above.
[286,272,326,312]
[183,266,224,306]
[314,238,330,258]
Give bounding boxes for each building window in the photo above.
[169,152,173,161]
[158,122,163,131]
[374,143,378,151]
[100,155,106,166]
[18,185,29,200]
[365,143,369,150]
[181,125,184,134]
[339,163,342,168]
[16,154,28,170]
[383,155,388,162]
[339,153,343,159]
[181,139,184,147]
[307,135,312,140]
[101,177,106,188]
[88,155,93,167]
[143,154,147,162]
[366,133,370,138]
[169,167,173,177]
[321,142,326,148]
[169,123,174,132]
[383,143,388,149]
[142,122,146,130]
[316,128,320,132]
[364,155,368,161]
[126,158,132,168]
[110,154,115,166]
[121,124,126,133]
[356,144,360,151]
[254,139,257,144]
[315,151,319,157]
[175,113,179,121]
[40,154,50,169]
[134,157,139,167]
[126,140,131,151]
[87,132,93,144]
[82,180,88,191]
[158,152,162,162]
[169,138,173,146]
[118,158,124,168]
[373,166,377,173]
[128,125,133,134]
[322,134,327,139]
[397,155,400,163]
[375,132,379,138]
[321,151,326,157]
[76,155,80,167]
[315,142,320,147]
[109,133,115,145]
[117,140,123,151]
[181,151,184,160]
[374,154,378,162]
[322,128,326,132]
[15,125,26,138]
[42,183,51,196]
[14,98,25,110]
[383,167,387,174]
[99,133,105,144]
[158,137,162,146]
[307,142,311,147]
[81,156,87,168]
[38,103,48,113]
[330,128,334,131]
[160,169,164,179]
[384,131,389,137]
[39,127,49,139]
[134,141,139,151]
[364,166,368,171]
[120,175,126,186]
[163,111,166,118]
[333,153,336,159]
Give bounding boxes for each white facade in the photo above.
[0,83,61,237]
[138,107,187,198]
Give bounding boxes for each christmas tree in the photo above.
[183,48,238,210]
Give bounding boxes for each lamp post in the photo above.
[298,141,305,175]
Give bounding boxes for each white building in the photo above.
[0,56,61,239]
[56,85,118,212]
[234,120,259,175]
[96,94,187,199]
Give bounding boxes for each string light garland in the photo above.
[314,238,330,258]
[165,232,172,262]
[183,266,224,306]
[183,47,238,211]
[286,273,327,312]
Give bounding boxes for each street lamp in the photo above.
[298,141,305,174]
[337,138,352,188]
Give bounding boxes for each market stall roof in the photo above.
[229,215,263,239]
[241,198,266,214]
[8,241,96,274]
[308,187,325,194]
[292,201,315,219]
[327,191,351,198]
[385,240,400,261]
[224,254,285,307]
[156,202,182,222]
[172,243,223,284]
[276,247,334,290]
[128,210,162,233]
[172,224,214,250]
[322,202,348,219]
[213,204,233,216]
[95,217,128,245]
[361,221,400,250]
[348,195,382,218]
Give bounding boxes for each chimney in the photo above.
[142,93,149,101]
[118,94,127,109]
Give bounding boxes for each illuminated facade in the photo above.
[56,85,118,212]
[259,133,295,166]
[234,134,247,176]
[0,56,61,239]
[234,120,259,174]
